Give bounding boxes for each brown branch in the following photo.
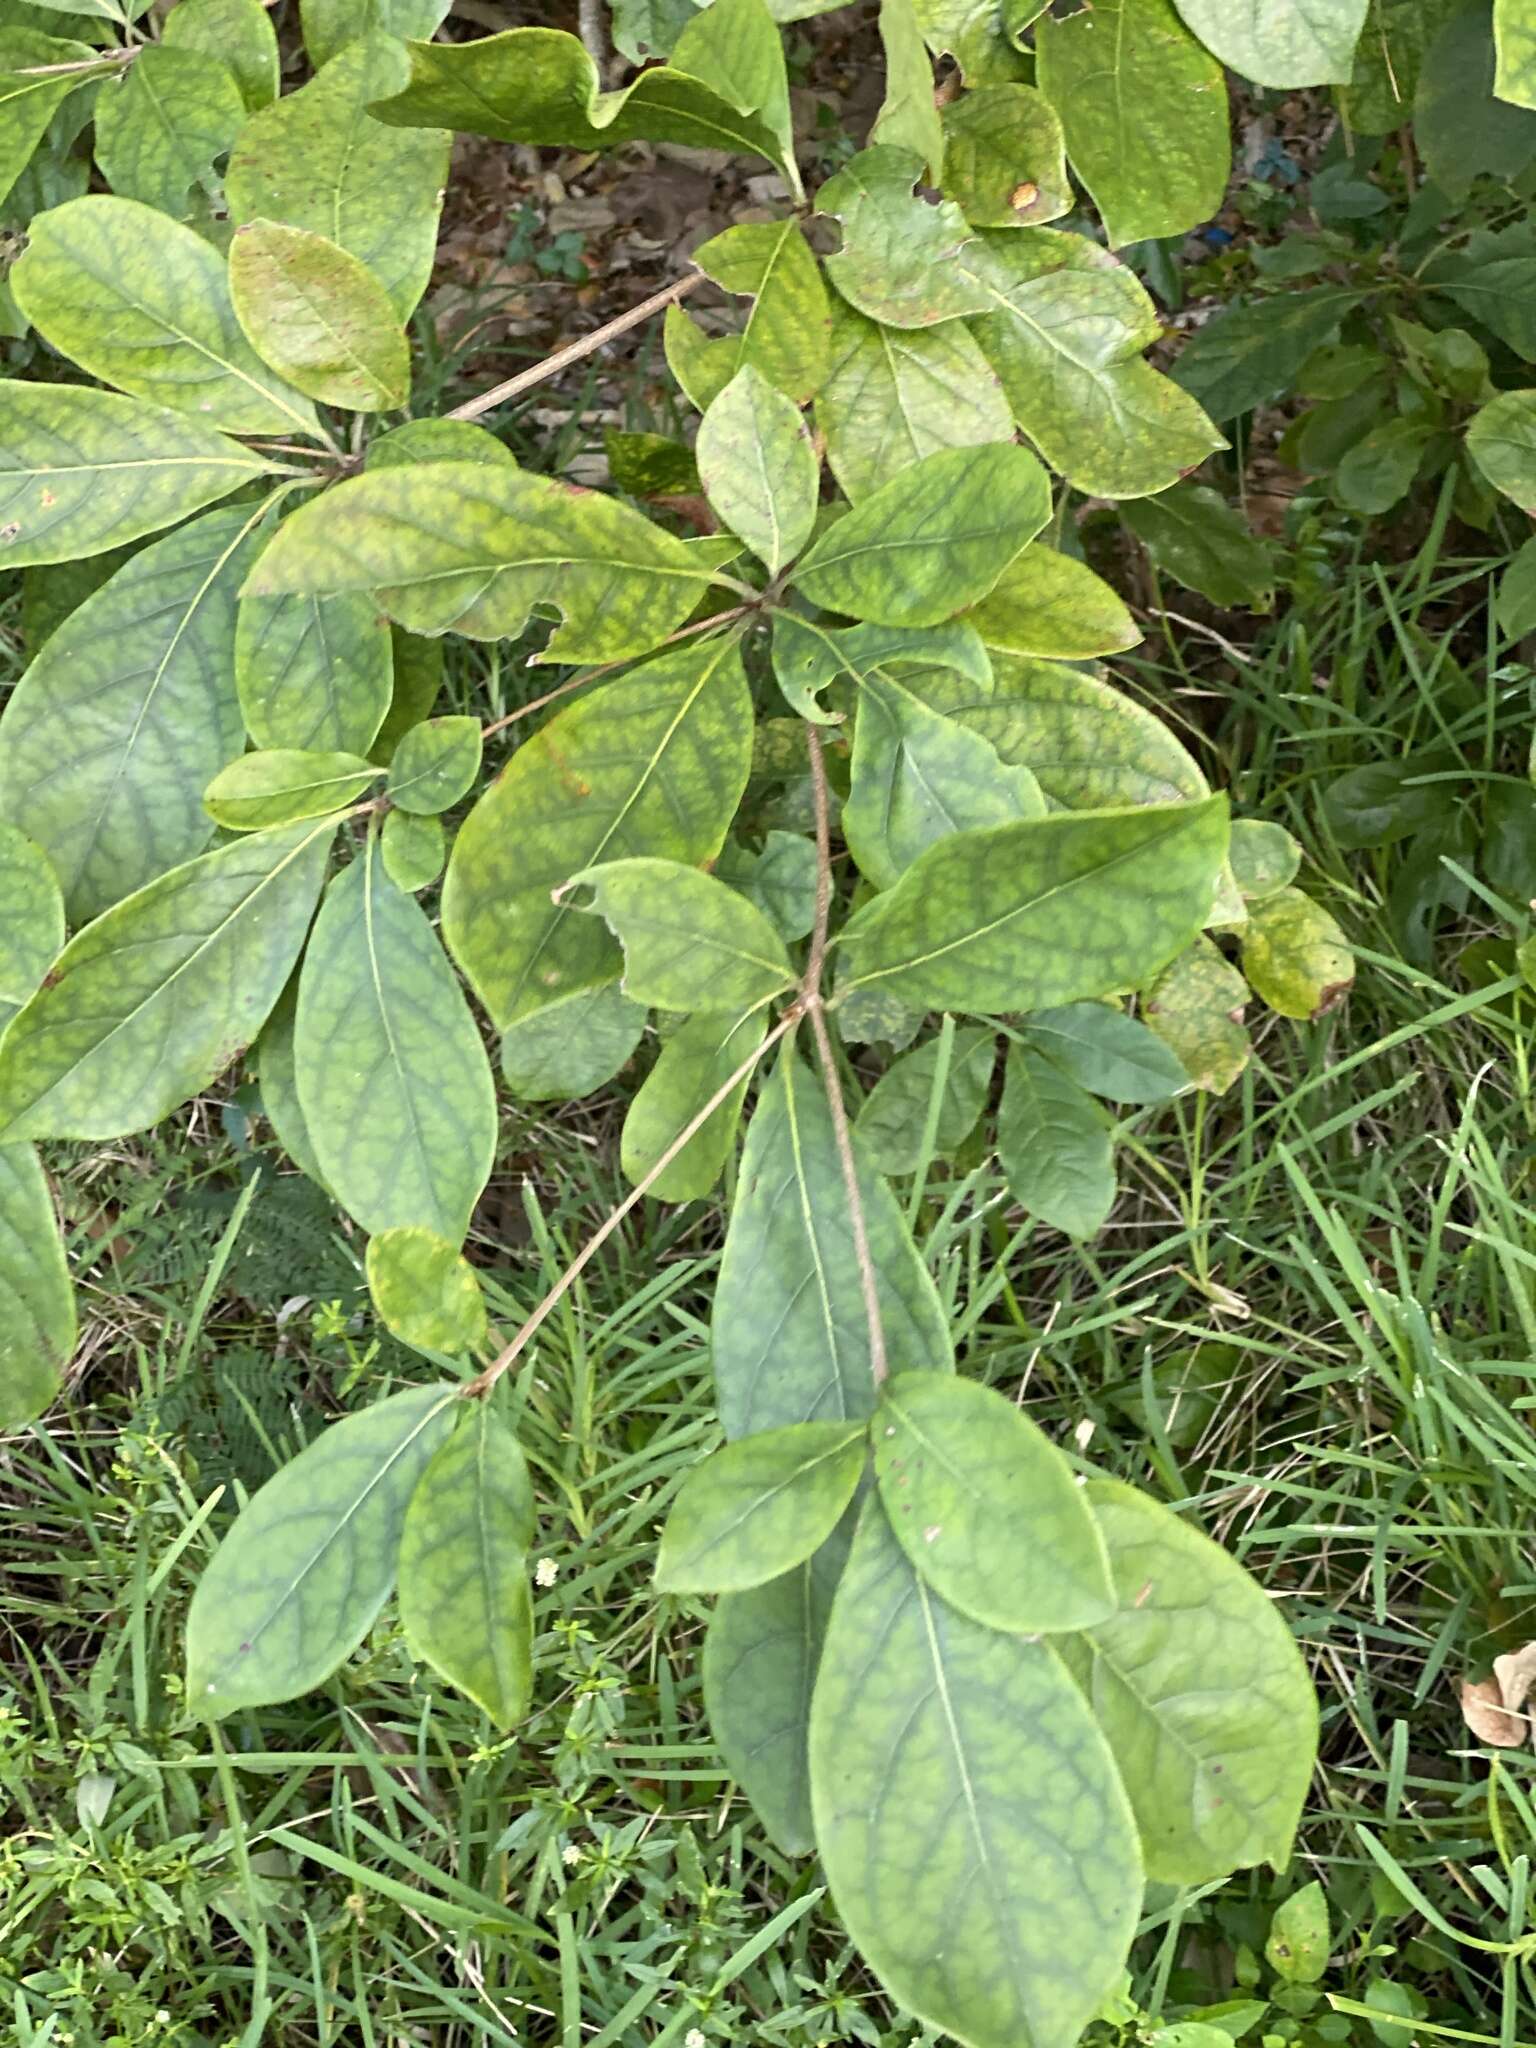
[802,726,888,1388]
[462,1005,800,1400]
[446,272,705,425]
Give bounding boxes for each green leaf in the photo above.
[1036,0,1226,248]
[1333,418,1430,517]
[93,45,244,219]
[696,365,818,576]
[772,610,992,725]
[1122,485,1275,609]
[872,0,943,180]
[854,1024,994,1173]
[1143,935,1250,1092]
[370,0,798,188]
[229,220,409,413]
[1020,1002,1186,1103]
[368,417,519,471]
[1074,1477,1316,1884]
[185,1382,459,1716]
[12,196,317,439]
[606,428,700,498]
[714,1052,952,1436]
[819,146,993,327]
[0,820,333,1144]
[162,0,279,110]
[656,1419,866,1592]
[0,30,101,214]
[998,1042,1116,1239]
[1171,287,1363,422]
[962,544,1139,659]
[445,639,752,1026]
[565,857,795,1011]
[227,33,449,321]
[296,836,497,1240]
[386,714,482,816]
[371,629,442,764]
[379,808,444,893]
[398,1404,535,1724]
[0,381,271,567]
[0,823,63,1030]
[915,0,1033,81]
[940,82,1070,226]
[718,830,818,939]
[1228,818,1301,901]
[0,1142,74,1428]
[366,1225,488,1354]
[702,1515,851,1856]
[1240,885,1353,1020]
[301,0,449,70]
[1497,0,1536,105]
[1266,1883,1330,1984]
[794,443,1049,626]
[204,748,380,830]
[244,460,723,658]
[876,1371,1113,1634]
[810,1495,1143,2048]
[254,978,329,1186]
[964,229,1226,499]
[665,217,831,410]
[501,982,646,1102]
[621,1005,766,1199]
[817,294,1013,502]
[1417,2,1536,198]
[1171,0,1368,84]
[237,588,394,756]
[0,505,272,921]
[1468,388,1536,511]
[837,797,1229,1013]
[845,666,1044,889]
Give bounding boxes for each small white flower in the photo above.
[535,1557,558,1588]
[686,2031,708,2048]
[562,1842,582,1867]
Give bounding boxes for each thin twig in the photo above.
[462,1006,800,1399]
[15,48,133,74]
[446,272,705,425]
[802,726,888,1388]
[480,608,752,742]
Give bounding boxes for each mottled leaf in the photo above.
[1036,0,1227,247]
[501,982,647,1102]
[962,544,1139,660]
[621,1005,767,1199]
[0,506,269,920]
[0,820,334,1144]
[718,831,819,939]
[697,364,818,576]
[366,1226,488,1354]
[713,1052,952,1438]
[0,1143,74,1428]
[0,30,102,214]
[817,294,1013,502]
[296,837,496,1240]
[226,33,449,320]
[837,798,1229,1012]
[1228,819,1301,901]
[0,824,63,1030]
[1020,1002,1186,1104]
[794,442,1050,626]
[854,1024,994,1174]
[565,857,795,1012]
[810,1497,1142,2048]
[656,1419,866,1591]
[379,809,444,893]
[666,217,831,410]
[1497,0,1536,106]
[185,1383,458,1716]
[301,0,449,70]
[940,83,1070,226]
[93,45,244,219]
[163,0,279,110]
[204,748,380,830]
[1172,0,1368,84]
[1143,935,1250,1092]
[444,639,752,1026]
[1468,388,1536,511]
[386,715,482,816]
[1240,886,1353,1019]
[398,1404,535,1725]
[0,381,271,567]
[229,220,409,412]
[11,196,316,438]
[1071,1477,1316,1883]
[237,588,394,756]
[998,1042,1116,1239]
[819,145,993,327]
[244,459,723,657]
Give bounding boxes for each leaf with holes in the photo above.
[185,1383,459,1716]
[296,836,497,1241]
[565,857,795,1012]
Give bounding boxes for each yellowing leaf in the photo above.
[229,220,409,412]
